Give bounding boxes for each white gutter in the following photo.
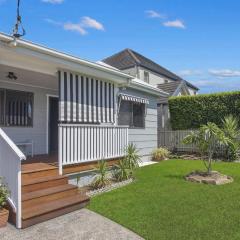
[0,32,133,80]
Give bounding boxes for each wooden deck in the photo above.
[22,154,121,175]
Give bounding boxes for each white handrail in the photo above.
[0,128,26,229]
[0,129,26,160]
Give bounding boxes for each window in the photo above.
[144,71,149,83]
[0,89,33,127]
[118,100,145,128]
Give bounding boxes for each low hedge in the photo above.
[169,91,240,130]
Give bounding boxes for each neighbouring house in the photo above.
[102,48,199,144]
[0,33,167,228]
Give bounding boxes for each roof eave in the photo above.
[0,32,133,80]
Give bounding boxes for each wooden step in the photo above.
[22,175,68,194]
[21,194,90,228]
[22,184,78,208]
[22,163,58,181]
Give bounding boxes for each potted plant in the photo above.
[0,177,10,227]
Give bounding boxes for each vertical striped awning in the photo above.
[59,70,115,123]
[119,93,149,104]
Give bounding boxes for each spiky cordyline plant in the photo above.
[91,160,110,189]
[113,159,132,182]
[125,143,141,170]
[222,115,240,161]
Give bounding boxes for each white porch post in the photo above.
[58,124,63,175]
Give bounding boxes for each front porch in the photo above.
[23,153,121,175]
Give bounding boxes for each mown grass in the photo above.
[88,160,240,240]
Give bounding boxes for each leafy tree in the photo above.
[183,122,231,173]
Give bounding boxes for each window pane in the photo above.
[5,90,33,127]
[0,90,4,125]
[133,103,145,128]
[118,100,132,126]
[144,71,149,83]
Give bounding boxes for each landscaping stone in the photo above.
[87,179,133,197]
[185,171,233,185]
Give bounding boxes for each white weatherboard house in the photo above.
[0,32,167,228]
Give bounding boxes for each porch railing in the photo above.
[58,124,128,174]
[0,128,26,229]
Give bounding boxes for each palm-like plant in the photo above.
[183,122,231,173]
[222,115,240,161]
[113,159,132,181]
[91,160,110,189]
[125,143,141,170]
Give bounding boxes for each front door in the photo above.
[49,96,59,154]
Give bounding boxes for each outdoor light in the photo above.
[7,72,18,80]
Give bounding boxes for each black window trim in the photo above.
[118,99,146,129]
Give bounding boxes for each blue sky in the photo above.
[0,0,239,93]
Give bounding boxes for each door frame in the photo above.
[46,94,58,154]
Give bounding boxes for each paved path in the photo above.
[0,209,143,240]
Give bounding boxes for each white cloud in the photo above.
[209,69,240,78]
[179,70,202,77]
[81,16,105,31]
[145,10,166,19]
[63,22,87,35]
[42,0,64,4]
[163,19,186,29]
[45,16,104,35]
[44,18,62,26]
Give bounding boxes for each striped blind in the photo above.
[59,71,115,123]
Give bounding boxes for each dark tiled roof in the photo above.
[157,81,182,96]
[103,48,198,90]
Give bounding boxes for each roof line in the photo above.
[126,48,141,64]
[0,32,133,80]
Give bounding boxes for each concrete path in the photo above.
[0,209,143,240]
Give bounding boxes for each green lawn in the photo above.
[88,160,240,240]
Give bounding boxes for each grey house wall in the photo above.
[118,87,158,162]
[0,81,58,155]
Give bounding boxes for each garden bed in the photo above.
[185,171,233,185]
[86,178,133,197]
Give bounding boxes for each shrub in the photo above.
[0,177,10,210]
[113,158,133,182]
[91,160,110,189]
[169,91,240,130]
[114,144,140,182]
[125,143,141,170]
[151,148,170,161]
[222,115,240,161]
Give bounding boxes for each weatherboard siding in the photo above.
[0,81,58,155]
[118,88,158,162]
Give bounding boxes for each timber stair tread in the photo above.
[22,184,77,201]
[22,163,57,174]
[22,193,90,220]
[22,174,67,186]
